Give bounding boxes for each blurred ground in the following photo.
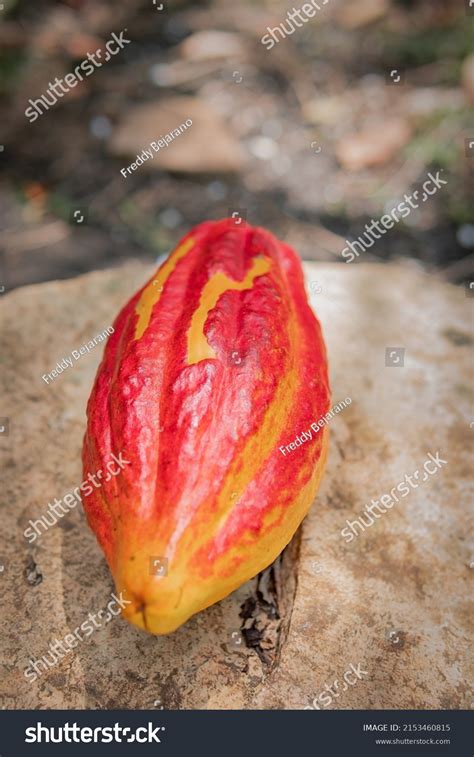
[0,0,473,290]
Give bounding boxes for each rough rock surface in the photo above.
[0,260,471,709]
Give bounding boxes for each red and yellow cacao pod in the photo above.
[82,219,330,634]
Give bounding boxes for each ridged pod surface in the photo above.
[82,219,330,634]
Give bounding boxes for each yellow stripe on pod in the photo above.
[134,237,195,340]
[187,256,271,365]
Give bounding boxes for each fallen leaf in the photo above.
[303,95,349,126]
[462,54,474,106]
[110,97,245,173]
[177,31,247,61]
[336,118,412,171]
[149,60,223,88]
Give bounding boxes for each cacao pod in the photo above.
[82,219,330,634]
